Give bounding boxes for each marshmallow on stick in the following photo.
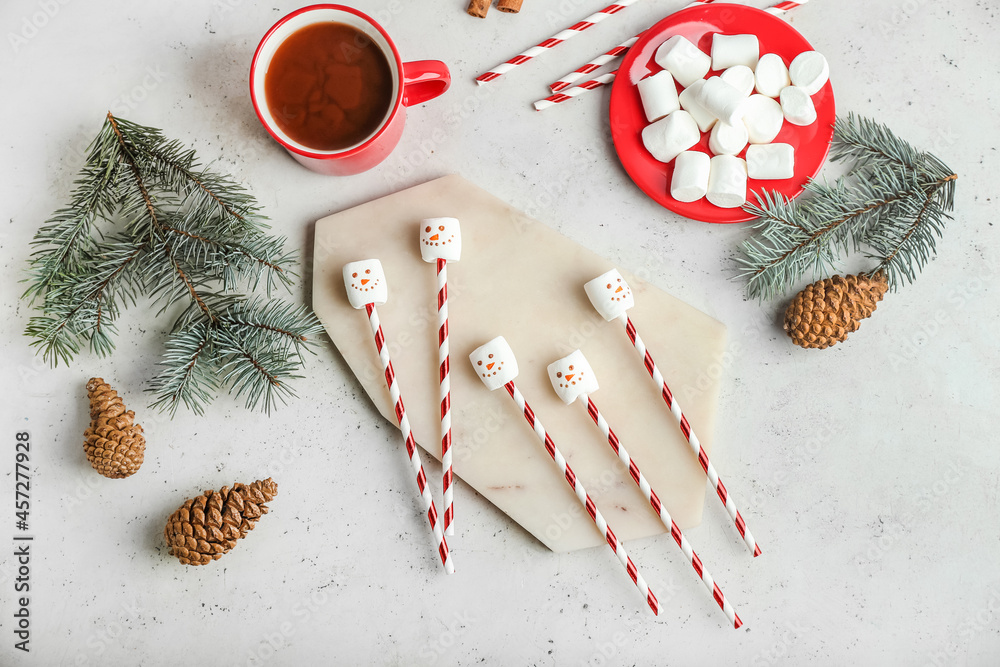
[547,350,744,629]
[344,259,454,573]
[419,218,461,536]
[584,270,762,557]
[470,337,660,615]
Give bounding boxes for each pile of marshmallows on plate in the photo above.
[638,33,829,208]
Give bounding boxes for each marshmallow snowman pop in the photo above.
[419,218,462,537]
[585,270,761,558]
[344,259,454,574]
[547,350,743,628]
[469,337,659,615]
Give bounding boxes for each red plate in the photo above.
[609,3,835,223]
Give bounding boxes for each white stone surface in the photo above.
[0,0,998,665]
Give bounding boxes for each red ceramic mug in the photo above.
[250,4,450,175]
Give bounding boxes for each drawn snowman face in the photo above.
[468,336,518,391]
[584,269,635,321]
[343,259,388,309]
[419,217,462,262]
[547,350,599,405]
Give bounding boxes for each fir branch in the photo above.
[214,325,300,414]
[22,113,322,415]
[160,211,295,294]
[831,112,922,171]
[23,119,126,302]
[147,320,218,416]
[24,236,146,364]
[219,297,324,364]
[738,114,958,299]
[869,173,957,287]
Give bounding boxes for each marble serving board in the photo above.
[312,175,728,552]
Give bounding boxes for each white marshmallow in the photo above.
[584,269,634,322]
[678,79,718,132]
[711,34,759,71]
[742,94,784,144]
[547,350,600,405]
[720,65,755,97]
[419,218,462,262]
[789,51,829,95]
[706,155,747,208]
[654,35,712,88]
[708,121,749,156]
[670,151,711,203]
[641,110,700,164]
[746,143,795,180]
[343,259,388,309]
[696,76,746,126]
[469,336,518,391]
[754,53,790,97]
[637,71,680,123]
[779,85,817,126]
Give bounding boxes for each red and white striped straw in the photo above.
[476,0,642,85]
[549,34,639,92]
[503,380,659,615]
[536,0,810,109]
[766,0,808,15]
[534,72,617,111]
[581,395,743,628]
[546,0,718,94]
[618,314,761,557]
[436,258,455,536]
[365,302,455,573]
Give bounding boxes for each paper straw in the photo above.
[436,258,455,536]
[503,380,660,615]
[549,35,639,92]
[548,0,718,93]
[580,395,743,628]
[619,314,761,557]
[476,0,642,85]
[766,0,809,14]
[533,73,617,111]
[542,0,810,106]
[365,303,455,573]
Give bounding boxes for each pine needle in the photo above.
[23,113,323,415]
[738,113,958,300]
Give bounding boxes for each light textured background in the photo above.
[1,0,997,665]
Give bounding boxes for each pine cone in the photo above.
[783,273,889,350]
[164,479,278,565]
[83,378,145,478]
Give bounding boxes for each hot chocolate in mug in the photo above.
[250,4,451,175]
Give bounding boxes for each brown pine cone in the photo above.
[83,378,145,478]
[783,273,889,349]
[164,479,278,565]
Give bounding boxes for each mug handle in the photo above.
[401,60,451,107]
